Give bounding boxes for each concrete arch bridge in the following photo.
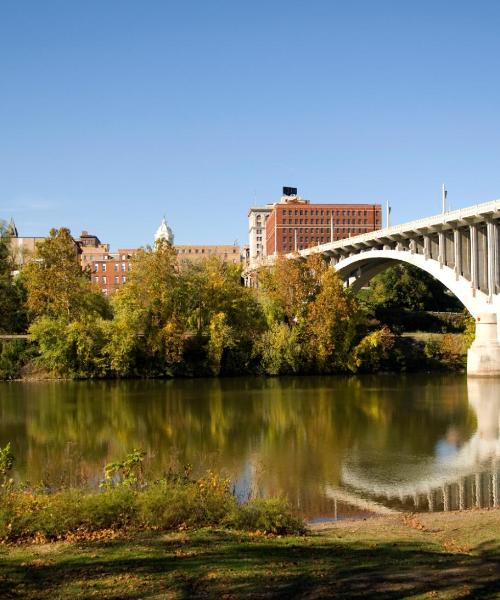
[244,200,500,376]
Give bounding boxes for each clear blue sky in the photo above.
[1,1,499,249]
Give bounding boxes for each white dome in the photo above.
[154,217,174,245]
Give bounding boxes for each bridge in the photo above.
[244,199,500,376]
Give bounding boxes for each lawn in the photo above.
[1,509,499,599]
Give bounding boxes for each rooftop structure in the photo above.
[154,217,174,245]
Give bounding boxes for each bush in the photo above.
[0,481,304,541]
[0,447,304,541]
[0,488,136,540]
[0,339,34,380]
[229,497,305,535]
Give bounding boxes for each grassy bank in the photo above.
[1,510,498,599]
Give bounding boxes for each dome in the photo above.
[154,217,174,245]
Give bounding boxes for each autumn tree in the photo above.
[22,228,109,320]
[21,228,111,377]
[105,240,186,376]
[256,254,364,373]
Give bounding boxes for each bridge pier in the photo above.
[467,313,500,376]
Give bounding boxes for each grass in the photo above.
[0,509,499,599]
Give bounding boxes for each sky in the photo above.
[1,1,500,249]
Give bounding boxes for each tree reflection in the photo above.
[0,375,475,516]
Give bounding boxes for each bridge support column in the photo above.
[467,313,500,376]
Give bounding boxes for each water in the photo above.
[0,374,498,520]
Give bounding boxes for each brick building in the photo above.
[265,194,382,255]
[76,231,136,295]
[175,245,241,265]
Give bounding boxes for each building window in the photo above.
[122,276,126,283]
[103,276,107,284]
[94,264,98,272]
[94,276,99,283]
[114,276,119,284]
[121,263,126,271]
[102,264,107,273]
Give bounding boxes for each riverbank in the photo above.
[1,330,467,382]
[1,509,498,598]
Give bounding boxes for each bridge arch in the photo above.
[332,249,500,376]
[333,249,494,317]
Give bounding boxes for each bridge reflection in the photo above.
[337,378,500,513]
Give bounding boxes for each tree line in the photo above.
[0,225,470,379]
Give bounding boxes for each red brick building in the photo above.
[76,232,137,295]
[265,199,382,254]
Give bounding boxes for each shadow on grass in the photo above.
[1,531,499,599]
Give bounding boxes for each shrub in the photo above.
[0,488,136,540]
[229,497,304,535]
[349,326,396,372]
[0,339,33,380]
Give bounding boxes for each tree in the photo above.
[106,240,189,376]
[22,228,109,321]
[306,265,363,371]
[365,264,462,312]
[0,226,27,333]
[257,254,365,373]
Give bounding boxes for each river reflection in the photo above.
[0,375,498,519]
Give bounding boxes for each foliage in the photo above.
[22,228,109,321]
[363,264,462,313]
[229,497,305,534]
[0,222,471,378]
[207,312,234,375]
[424,334,466,370]
[29,316,110,378]
[255,322,303,375]
[0,443,14,489]
[463,313,476,349]
[0,339,34,379]
[0,446,304,541]
[305,265,363,371]
[0,226,27,333]
[350,326,396,372]
[256,254,364,374]
[102,449,146,489]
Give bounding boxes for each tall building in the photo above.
[253,188,382,256]
[247,205,273,261]
[266,199,382,255]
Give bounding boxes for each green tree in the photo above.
[106,240,189,376]
[0,226,27,333]
[365,264,462,312]
[22,228,109,320]
[257,254,365,373]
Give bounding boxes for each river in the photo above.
[1,374,498,520]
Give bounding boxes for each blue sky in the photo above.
[1,1,500,249]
